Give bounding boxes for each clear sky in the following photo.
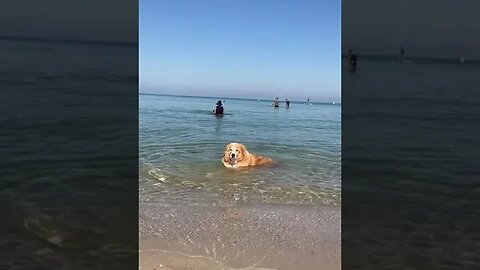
[140,0,340,102]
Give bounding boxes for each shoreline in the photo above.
[140,202,340,270]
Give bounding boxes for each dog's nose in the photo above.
[231,153,236,158]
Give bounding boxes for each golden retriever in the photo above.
[222,142,273,168]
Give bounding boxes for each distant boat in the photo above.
[332,102,335,105]
[460,57,465,63]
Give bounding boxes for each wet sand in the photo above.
[140,203,340,270]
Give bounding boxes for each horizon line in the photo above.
[341,53,480,62]
[2,35,475,61]
[139,92,340,105]
[0,35,137,47]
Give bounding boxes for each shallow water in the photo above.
[342,58,480,269]
[1,39,138,269]
[139,94,341,206]
[139,203,341,270]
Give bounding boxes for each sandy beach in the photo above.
[139,203,340,270]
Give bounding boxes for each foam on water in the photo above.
[140,249,278,270]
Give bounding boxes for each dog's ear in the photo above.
[222,144,230,161]
[239,144,247,156]
[223,144,230,157]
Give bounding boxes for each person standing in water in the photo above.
[349,50,357,71]
[273,97,280,108]
[285,98,290,108]
[212,100,224,115]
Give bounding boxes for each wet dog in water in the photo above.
[222,142,273,168]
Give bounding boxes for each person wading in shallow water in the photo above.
[212,100,224,115]
[285,98,290,108]
[273,97,280,108]
[349,49,357,71]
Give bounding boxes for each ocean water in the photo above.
[342,58,480,269]
[139,94,341,207]
[0,40,138,269]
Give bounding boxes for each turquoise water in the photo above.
[140,94,341,206]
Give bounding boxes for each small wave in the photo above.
[140,249,277,270]
[23,214,66,248]
[148,168,167,182]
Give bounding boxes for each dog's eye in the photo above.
[236,150,239,152]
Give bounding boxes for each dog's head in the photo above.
[223,142,247,165]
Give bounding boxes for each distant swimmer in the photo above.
[212,100,224,115]
[273,97,280,108]
[285,98,290,108]
[349,50,357,71]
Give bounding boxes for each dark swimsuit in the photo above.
[214,105,224,114]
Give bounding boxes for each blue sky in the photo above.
[140,0,340,102]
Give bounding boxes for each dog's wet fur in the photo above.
[222,142,274,168]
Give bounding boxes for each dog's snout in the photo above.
[231,153,236,158]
